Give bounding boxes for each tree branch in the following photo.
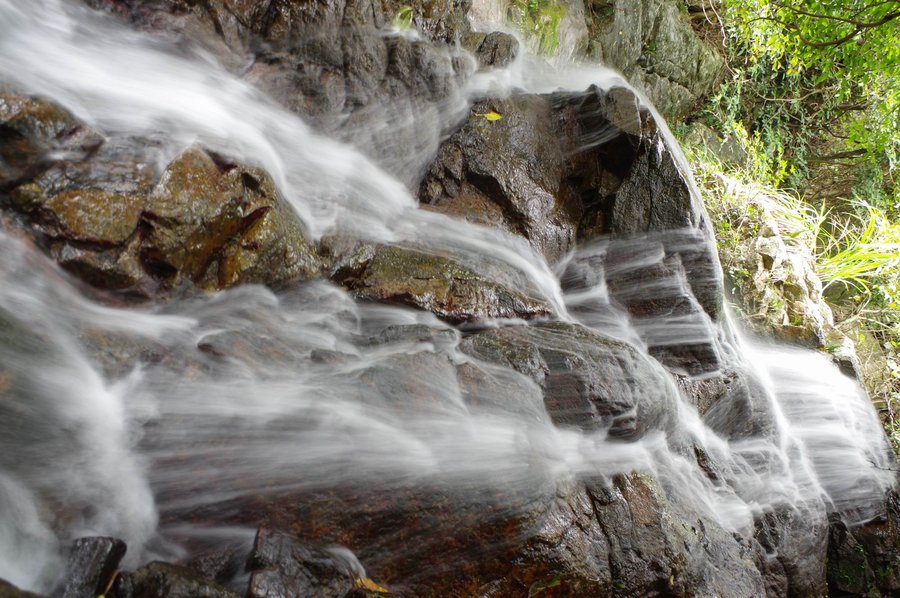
[750,2,900,48]
[809,148,868,162]
[771,0,900,28]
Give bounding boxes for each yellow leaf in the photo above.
[355,577,389,593]
[475,111,502,121]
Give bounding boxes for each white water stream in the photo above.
[0,0,894,592]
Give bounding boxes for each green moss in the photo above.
[528,575,562,596]
[508,0,567,56]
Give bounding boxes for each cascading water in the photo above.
[0,0,895,594]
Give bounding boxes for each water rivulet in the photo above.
[0,1,896,596]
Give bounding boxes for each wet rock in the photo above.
[140,146,321,291]
[246,528,370,598]
[609,136,696,234]
[0,93,96,190]
[183,540,252,585]
[110,561,240,598]
[460,322,675,437]
[327,241,552,324]
[586,474,765,597]
[604,241,720,375]
[828,515,876,596]
[828,490,900,597]
[420,94,581,263]
[461,31,519,69]
[753,503,829,597]
[61,537,127,598]
[1,97,320,299]
[0,579,43,598]
[560,229,725,384]
[82,0,472,180]
[419,85,720,308]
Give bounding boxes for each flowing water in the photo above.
[0,0,895,592]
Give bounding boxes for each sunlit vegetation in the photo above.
[695,0,899,206]
[507,0,567,55]
[682,126,900,456]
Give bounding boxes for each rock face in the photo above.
[827,490,900,597]
[0,93,320,299]
[84,0,475,180]
[584,0,724,118]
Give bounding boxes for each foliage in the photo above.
[697,0,900,202]
[682,128,900,456]
[814,203,900,297]
[507,0,567,56]
[683,136,820,314]
[393,6,413,31]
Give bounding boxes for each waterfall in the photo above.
[0,0,894,594]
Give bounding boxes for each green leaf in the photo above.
[393,6,413,31]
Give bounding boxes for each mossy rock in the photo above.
[329,241,552,324]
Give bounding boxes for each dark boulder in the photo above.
[828,489,900,597]
[61,537,127,598]
[109,561,240,598]
[419,85,720,299]
[246,528,376,598]
[420,94,582,263]
[0,93,89,190]
[139,146,320,292]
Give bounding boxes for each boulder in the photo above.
[61,537,127,598]
[419,86,719,295]
[246,528,373,598]
[460,322,675,437]
[109,561,240,598]
[325,240,552,323]
[0,94,320,299]
[419,94,581,263]
[139,146,320,291]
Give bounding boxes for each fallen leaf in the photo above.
[356,577,389,593]
[481,111,503,121]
